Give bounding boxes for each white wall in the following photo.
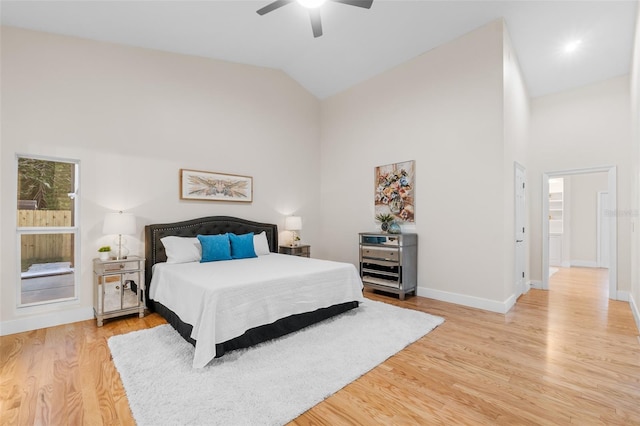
[529,76,632,293]
[0,27,321,333]
[630,6,640,329]
[319,20,522,312]
[566,173,608,266]
[503,24,531,298]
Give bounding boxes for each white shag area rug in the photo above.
[108,299,444,426]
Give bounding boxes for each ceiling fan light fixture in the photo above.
[297,0,327,9]
[564,39,583,54]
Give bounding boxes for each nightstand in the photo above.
[279,244,311,258]
[93,256,145,326]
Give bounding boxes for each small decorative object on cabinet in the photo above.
[279,244,310,258]
[93,256,145,326]
[375,213,394,233]
[388,221,401,234]
[98,246,111,261]
[359,232,417,300]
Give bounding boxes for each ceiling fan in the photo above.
[257,0,374,38]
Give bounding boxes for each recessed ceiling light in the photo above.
[564,39,583,54]
[297,0,327,8]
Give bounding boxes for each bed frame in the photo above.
[144,216,358,359]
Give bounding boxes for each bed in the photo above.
[144,216,364,368]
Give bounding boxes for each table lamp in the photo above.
[285,216,302,247]
[103,211,136,260]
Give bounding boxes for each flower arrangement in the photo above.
[375,165,414,222]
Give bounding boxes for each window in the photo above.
[17,155,79,306]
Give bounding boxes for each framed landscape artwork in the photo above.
[374,160,415,222]
[180,169,253,202]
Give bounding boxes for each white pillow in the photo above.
[253,231,271,256]
[161,236,202,263]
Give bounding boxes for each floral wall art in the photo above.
[374,160,415,222]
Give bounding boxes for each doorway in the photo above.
[541,166,617,299]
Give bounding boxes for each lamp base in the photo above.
[114,234,130,260]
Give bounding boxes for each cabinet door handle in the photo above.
[516,240,523,243]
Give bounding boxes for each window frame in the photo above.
[16,154,80,308]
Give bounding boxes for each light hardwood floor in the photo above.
[1,267,639,425]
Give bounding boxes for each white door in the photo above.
[515,164,527,296]
[597,191,610,268]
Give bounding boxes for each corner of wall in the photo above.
[630,293,640,333]
[631,0,640,329]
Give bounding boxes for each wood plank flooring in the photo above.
[1,267,639,425]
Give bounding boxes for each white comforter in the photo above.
[149,253,365,368]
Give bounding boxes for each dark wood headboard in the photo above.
[144,216,278,297]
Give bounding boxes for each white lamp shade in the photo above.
[285,216,302,231]
[103,212,136,235]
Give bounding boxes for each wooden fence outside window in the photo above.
[18,210,73,265]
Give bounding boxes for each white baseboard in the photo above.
[630,294,640,334]
[417,286,515,314]
[570,260,599,268]
[0,307,94,336]
[616,291,630,302]
[529,280,542,289]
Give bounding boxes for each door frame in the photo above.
[541,166,617,299]
[597,191,610,268]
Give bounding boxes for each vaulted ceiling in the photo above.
[2,1,637,99]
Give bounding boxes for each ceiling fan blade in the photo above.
[309,9,323,38]
[330,0,373,9]
[256,0,294,16]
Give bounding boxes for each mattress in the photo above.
[149,253,365,367]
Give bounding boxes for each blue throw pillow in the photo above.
[197,234,232,262]
[228,232,257,259]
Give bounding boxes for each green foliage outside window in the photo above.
[18,158,74,210]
